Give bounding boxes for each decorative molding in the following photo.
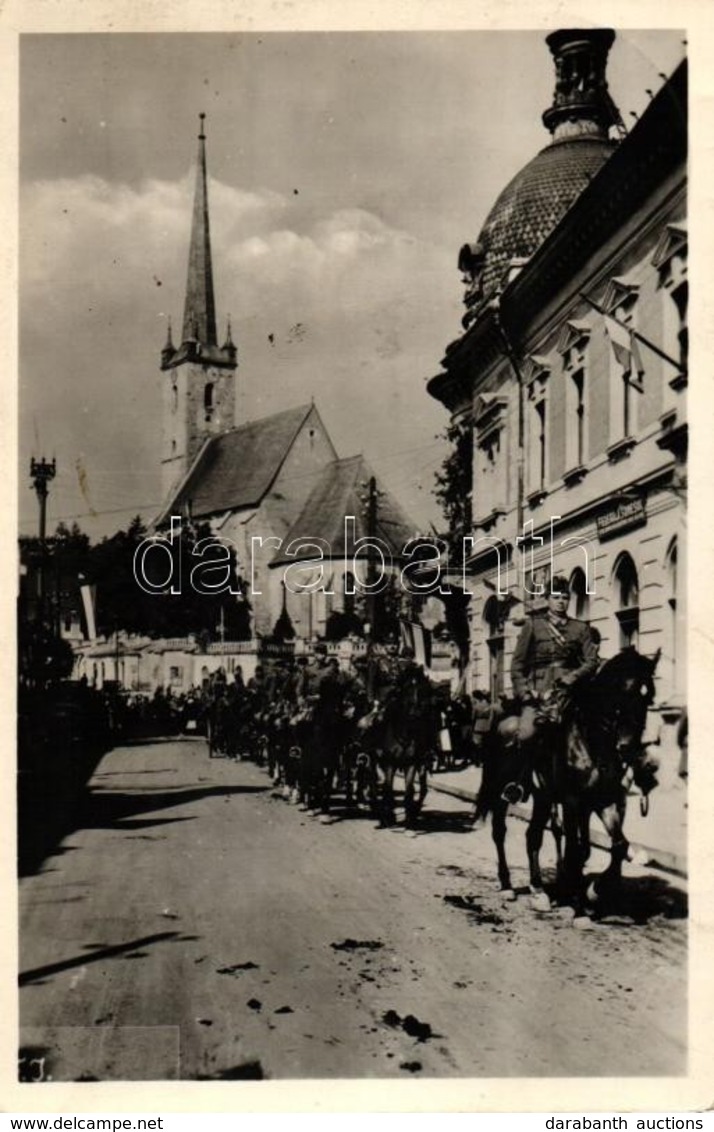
[556,319,591,357]
[473,506,507,532]
[562,464,587,488]
[601,275,640,315]
[526,488,548,508]
[606,436,637,462]
[669,371,688,392]
[474,393,509,443]
[652,222,687,271]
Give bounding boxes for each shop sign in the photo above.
[596,496,647,541]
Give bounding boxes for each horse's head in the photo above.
[594,647,659,757]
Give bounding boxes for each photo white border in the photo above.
[3,0,713,1115]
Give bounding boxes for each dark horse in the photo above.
[474,648,659,916]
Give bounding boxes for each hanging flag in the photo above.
[80,583,97,641]
[604,315,645,391]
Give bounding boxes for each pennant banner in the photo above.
[604,315,645,389]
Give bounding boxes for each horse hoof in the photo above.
[573,915,595,931]
[530,891,552,913]
[586,881,599,905]
[500,888,517,902]
[297,804,309,812]
[404,829,419,839]
[318,814,333,825]
[628,847,650,868]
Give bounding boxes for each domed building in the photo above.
[428,29,687,801]
[457,29,622,328]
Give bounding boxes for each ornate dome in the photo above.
[477,136,616,295]
[458,29,622,326]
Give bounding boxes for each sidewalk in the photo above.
[429,763,687,879]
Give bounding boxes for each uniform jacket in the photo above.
[510,613,598,700]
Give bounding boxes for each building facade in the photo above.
[428,31,687,771]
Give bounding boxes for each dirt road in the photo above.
[19,738,687,1081]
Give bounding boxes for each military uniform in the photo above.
[511,612,599,700]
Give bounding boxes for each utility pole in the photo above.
[30,456,56,623]
[361,475,380,699]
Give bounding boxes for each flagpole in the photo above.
[579,292,684,373]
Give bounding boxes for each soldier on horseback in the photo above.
[502,574,599,803]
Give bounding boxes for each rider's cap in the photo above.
[550,575,570,596]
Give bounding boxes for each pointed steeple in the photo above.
[182,112,217,349]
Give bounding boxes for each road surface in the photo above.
[19,738,687,1081]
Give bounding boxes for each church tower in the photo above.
[161,113,237,503]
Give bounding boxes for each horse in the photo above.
[559,647,659,914]
[368,665,436,830]
[473,647,659,916]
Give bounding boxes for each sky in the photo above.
[18,28,685,542]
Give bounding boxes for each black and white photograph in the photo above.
[13,2,699,1102]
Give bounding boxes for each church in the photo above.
[155,114,418,643]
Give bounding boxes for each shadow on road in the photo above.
[410,809,477,836]
[19,783,269,878]
[19,931,184,986]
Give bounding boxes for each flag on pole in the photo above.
[399,619,432,670]
[604,315,645,391]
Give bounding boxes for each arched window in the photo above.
[483,595,505,701]
[613,552,639,649]
[569,567,590,621]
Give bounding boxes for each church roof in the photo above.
[157,403,316,523]
[270,455,419,566]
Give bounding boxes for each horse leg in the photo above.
[590,800,629,906]
[491,801,514,895]
[561,794,589,915]
[403,761,418,829]
[550,802,565,887]
[379,762,396,828]
[416,764,428,814]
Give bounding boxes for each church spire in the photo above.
[181,112,217,348]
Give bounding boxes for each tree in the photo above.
[433,419,473,565]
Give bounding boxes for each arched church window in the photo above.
[613,552,639,649]
[204,382,214,421]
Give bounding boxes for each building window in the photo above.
[666,538,678,696]
[569,567,590,621]
[524,357,549,501]
[566,368,586,469]
[652,222,687,386]
[670,281,688,373]
[483,595,505,701]
[602,278,641,449]
[613,552,639,650]
[474,392,509,523]
[556,321,590,477]
[169,665,183,681]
